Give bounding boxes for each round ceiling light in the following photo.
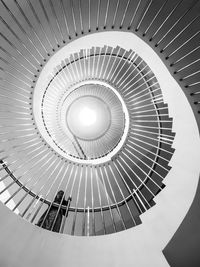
[66,95,111,141]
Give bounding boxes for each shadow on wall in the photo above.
[163,175,200,267]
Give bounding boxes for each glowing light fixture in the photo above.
[66,96,111,140]
[78,106,97,127]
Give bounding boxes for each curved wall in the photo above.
[163,175,200,267]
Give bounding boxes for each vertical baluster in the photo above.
[71,165,83,235]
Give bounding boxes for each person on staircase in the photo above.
[36,190,72,233]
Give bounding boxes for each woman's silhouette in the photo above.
[36,191,71,233]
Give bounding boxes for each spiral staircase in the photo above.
[0,0,200,266]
